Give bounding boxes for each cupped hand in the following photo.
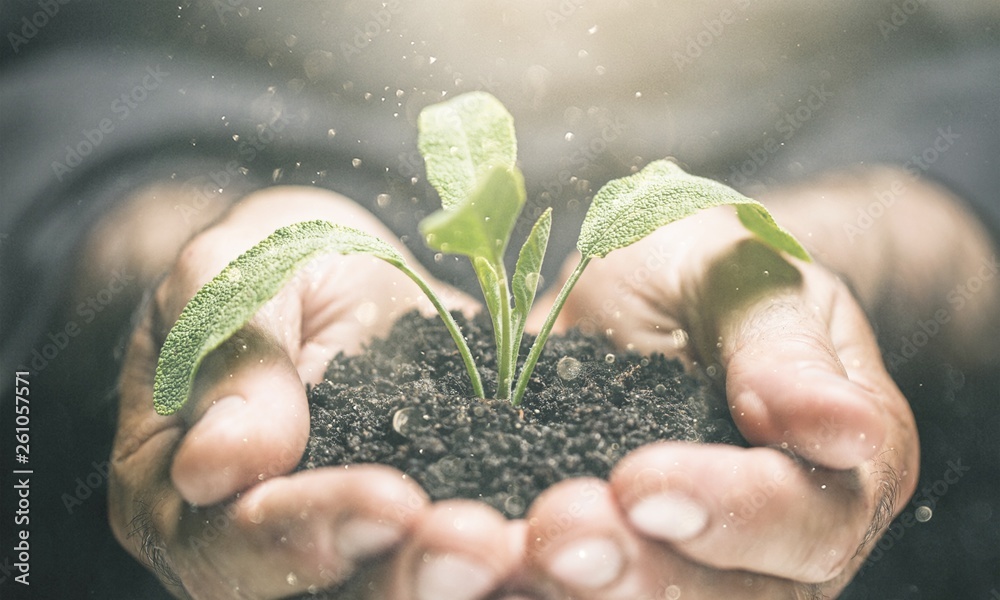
[522,206,919,598]
[108,187,520,599]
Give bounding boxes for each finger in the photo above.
[172,465,427,599]
[610,442,882,583]
[525,478,797,600]
[714,266,887,469]
[382,500,520,600]
[170,326,310,506]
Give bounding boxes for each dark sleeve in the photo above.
[0,46,444,377]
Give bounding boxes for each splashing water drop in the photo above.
[392,407,418,436]
[557,356,582,380]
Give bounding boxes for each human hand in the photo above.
[521,206,919,598]
[108,187,521,599]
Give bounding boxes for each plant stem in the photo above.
[496,272,514,399]
[399,263,485,398]
[511,257,590,407]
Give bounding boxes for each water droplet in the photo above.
[376,193,391,207]
[588,25,599,34]
[284,34,298,48]
[226,267,242,282]
[604,353,616,364]
[433,253,443,263]
[237,5,250,17]
[654,384,666,396]
[351,158,362,168]
[564,132,575,142]
[557,356,582,380]
[392,407,419,436]
[354,301,378,326]
[671,328,689,349]
[915,505,932,522]
[327,128,337,138]
[286,572,298,586]
[504,495,526,516]
[665,585,681,600]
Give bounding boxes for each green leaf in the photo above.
[418,91,518,211]
[153,220,484,416]
[577,160,811,261]
[418,165,526,265]
[511,207,552,361]
[473,254,506,366]
[735,204,811,261]
[153,221,406,415]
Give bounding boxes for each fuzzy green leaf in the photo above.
[735,204,811,261]
[473,255,506,364]
[577,160,811,261]
[511,207,552,360]
[153,221,407,415]
[418,165,526,265]
[418,91,518,211]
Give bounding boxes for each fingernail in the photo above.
[628,492,708,542]
[547,537,623,589]
[335,519,404,561]
[416,554,495,600]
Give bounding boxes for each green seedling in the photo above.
[153,91,810,415]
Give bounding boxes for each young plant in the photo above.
[153,91,810,415]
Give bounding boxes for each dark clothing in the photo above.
[1,2,997,598]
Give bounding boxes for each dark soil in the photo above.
[297,311,745,518]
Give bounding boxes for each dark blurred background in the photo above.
[2,1,998,597]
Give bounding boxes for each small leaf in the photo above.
[418,165,526,265]
[511,207,552,360]
[154,221,406,416]
[735,204,811,261]
[473,255,506,362]
[418,91,517,210]
[577,160,811,261]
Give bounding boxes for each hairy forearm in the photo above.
[759,166,999,372]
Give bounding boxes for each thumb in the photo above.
[721,296,886,469]
[171,325,310,506]
[697,240,886,469]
